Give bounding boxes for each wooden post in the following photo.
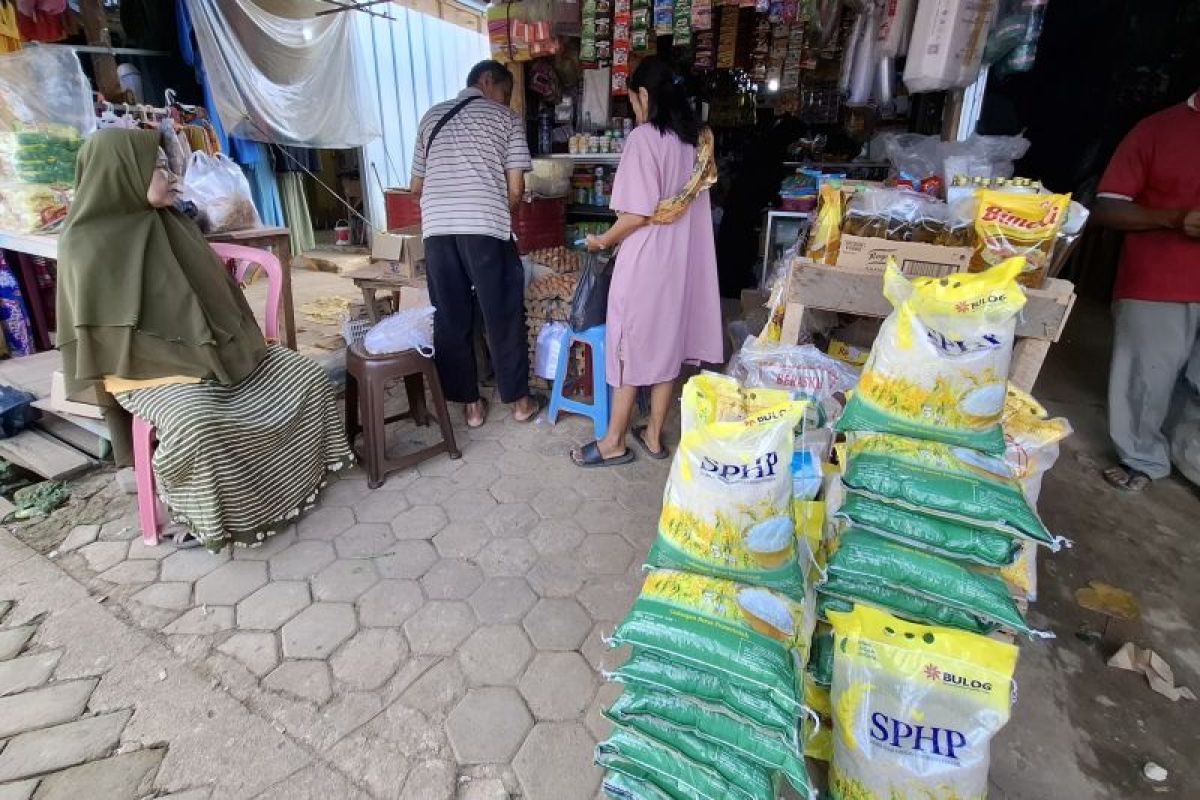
[79,0,127,102]
[509,61,526,128]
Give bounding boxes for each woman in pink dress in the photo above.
[572,57,723,467]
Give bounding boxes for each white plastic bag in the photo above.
[182,152,261,233]
[534,322,568,381]
[727,335,860,428]
[363,306,436,356]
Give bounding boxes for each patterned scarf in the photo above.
[649,127,718,225]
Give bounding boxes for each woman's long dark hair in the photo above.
[629,57,701,146]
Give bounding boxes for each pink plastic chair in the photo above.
[133,244,283,545]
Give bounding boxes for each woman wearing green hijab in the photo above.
[57,129,353,550]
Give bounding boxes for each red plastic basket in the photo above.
[513,197,566,254]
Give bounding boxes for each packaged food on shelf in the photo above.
[0,181,71,233]
[837,258,1027,455]
[827,605,1018,800]
[970,189,1071,287]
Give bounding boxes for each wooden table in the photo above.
[779,258,1077,392]
[205,226,297,350]
[346,264,428,322]
[0,226,299,352]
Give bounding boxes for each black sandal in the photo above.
[1102,464,1151,492]
[572,441,635,468]
[632,426,670,460]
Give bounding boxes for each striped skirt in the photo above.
[116,346,354,550]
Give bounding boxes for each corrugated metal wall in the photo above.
[357,8,490,230]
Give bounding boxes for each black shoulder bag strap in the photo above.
[425,95,481,157]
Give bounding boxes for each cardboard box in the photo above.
[834,236,973,278]
[372,226,424,278]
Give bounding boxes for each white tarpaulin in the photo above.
[185,0,382,148]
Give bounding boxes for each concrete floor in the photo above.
[1,295,1198,798]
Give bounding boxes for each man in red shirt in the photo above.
[1093,90,1200,490]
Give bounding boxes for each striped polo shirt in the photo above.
[411,87,532,240]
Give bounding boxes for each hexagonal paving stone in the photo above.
[334,524,396,559]
[441,489,497,523]
[296,507,356,541]
[269,540,336,580]
[391,505,449,540]
[132,582,192,610]
[474,538,537,577]
[263,660,332,704]
[530,487,583,519]
[488,475,542,504]
[518,652,597,721]
[492,448,546,476]
[525,554,590,598]
[469,577,536,624]
[585,682,623,742]
[431,522,490,559]
[576,534,635,575]
[159,548,229,582]
[404,476,456,505]
[575,499,627,534]
[513,722,601,800]
[97,560,159,585]
[352,490,412,524]
[126,538,176,560]
[281,603,357,659]
[312,559,379,602]
[458,625,533,687]
[217,631,279,677]
[448,460,501,489]
[232,528,298,561]
[420,558,484,600]
[330,628,407,691]
[236,581,311,630]
[528,519,587,556]
[398,658,468,717]
[357,579,424,627]
[194,561,268,606]
[577,575,641,622]
[446,688,533,763]
[403,601,477,655]
[163,605,234,635]
[319,477,373,507]
[484,503,539,538]
[459,439,505,464]
[580,622,628,673]
[522,598,592,651]
[375,540,438,580]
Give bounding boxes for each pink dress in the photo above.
[606,125,723,387]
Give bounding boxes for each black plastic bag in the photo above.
[569,250,614,332]
[0,385,35,439]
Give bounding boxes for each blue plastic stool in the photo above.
[547,324,610,440]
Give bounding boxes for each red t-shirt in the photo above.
[1097,96,1200,302]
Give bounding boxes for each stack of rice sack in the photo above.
[596,374,819,800]
[815,256,1069,798]
[0,123,80,233]
[524,258,579,391]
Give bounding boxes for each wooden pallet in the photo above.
[779,259,1077,391]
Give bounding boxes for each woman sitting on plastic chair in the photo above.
[572,57,723,467]
[56,129,353,551]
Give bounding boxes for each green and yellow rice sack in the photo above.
[601,771,675,800]
[840,432,1061,548]
[609,569,815,713]
[828,605,1018,800]
[837,258,1028,455]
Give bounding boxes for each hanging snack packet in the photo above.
[971,189,1070,288]
[609,569,814,712]
[827,605,1018,800]
[597,718,780,800]
[837,493,1022,568]
[650,395,810,598]
[606,651,799,736]
[837,258,1028,455]
[821,530,1042,637]
[806,182,844,264]
[606,687,816,798]
[841,432,1061,548]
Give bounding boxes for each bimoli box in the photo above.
[834,236,973,278]
[372,225,424,278]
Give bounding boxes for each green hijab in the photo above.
[57,128,266,388]
[56,129,267,464]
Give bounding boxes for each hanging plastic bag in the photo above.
[828,604,1018,800]
[182,152,262,233]
[363,305,436,356]
[534,321,568,380]
[0,48,96,136]
[568,249,614,331]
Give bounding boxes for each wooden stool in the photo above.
[345,342,460,488]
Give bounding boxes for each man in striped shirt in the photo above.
[411,60,538,427]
